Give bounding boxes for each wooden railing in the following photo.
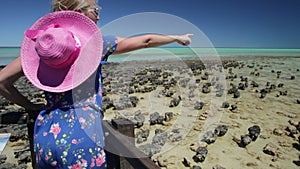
[0,111,160,169]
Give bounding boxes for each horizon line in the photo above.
[0,46,300,50]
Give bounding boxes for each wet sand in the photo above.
[1,56,300,168]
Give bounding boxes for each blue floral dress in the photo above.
[34,36,118,169]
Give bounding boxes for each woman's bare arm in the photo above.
[114,34,193,54]
[0,57,44,111]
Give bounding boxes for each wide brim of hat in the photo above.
[21,11,103,93]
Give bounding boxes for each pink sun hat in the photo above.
[21,11,103,93]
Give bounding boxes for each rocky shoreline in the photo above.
[1,56,300,168]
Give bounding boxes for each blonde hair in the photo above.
[52,0,97,12]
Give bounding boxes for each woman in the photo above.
[0,0,192,168]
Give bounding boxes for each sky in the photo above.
[0,0,300,48]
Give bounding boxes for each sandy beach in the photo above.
[0,56,300,169]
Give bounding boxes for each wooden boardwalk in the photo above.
[0,111,160,169]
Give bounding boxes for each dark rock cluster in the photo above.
[286,120,300,138]
[0,58,298,168]
[191,125,228,164]
[193,147,208,163]
[0,125,32,168]
[238,125,261,147]
[221,101,237,111]
[138,129,168,157]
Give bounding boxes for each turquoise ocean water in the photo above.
[1,47,300,65]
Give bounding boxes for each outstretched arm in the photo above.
[0,57,44,111]
[114,34,193,54]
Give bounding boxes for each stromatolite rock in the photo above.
[149,112,164,125]
[155,129,165,135]
[13,144,30,158]
[251,81,259,87]
[0,155,6,164]
[204,82,212,88]
[164,112,174,122]
[101,96,113,110]
[215,84,224,97]
[169,96,181,107]
[259,92,267,99]
[201,131,216,144]
[16,163,27,169]
[136,129,150,144]
[227,86,237,94]
[182,157,191,167]
[0,163,17,169]
[214,125,228,137]
[248,125,261,141]
[221,102,230,108]
[202,86,210,94]
[240,135,252,147]
[201,72,209,80]
[162,71,169,79]
[112,102,125,110]
[141,85,157,93]
[194,101,204,110]
[17,151,31,164]
[268,84,276,92]
[169,129,183,142]
[273,128,285,136]
[129,96,139,107]
[238,83,246,90]
[164,90,175,97]
[230,104,238,111]
[260,88,270,94]
[193,147,208,162]
[277,83,284,88]
[263,142,279,156]
[133,110,145,128]
[152,130,168,146]
[8,124,28,142]
[291,75,295,80]
[276,71,281,78]
[121,95,135,108]
[279,90,288,96]
[240,76,248,82]
[233,91,240,98]
[286,124,298,135]
[138,143,161,157]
